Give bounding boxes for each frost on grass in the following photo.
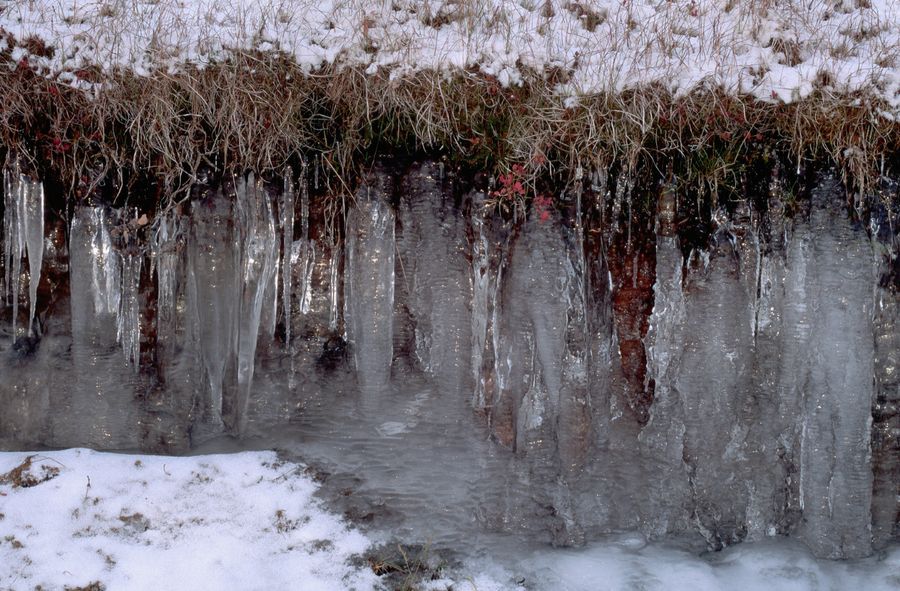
[0,449,378,591]
[0,0,898,115]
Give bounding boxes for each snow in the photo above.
[0,449,378,591]
[2,449,899,591]
[0,0,897,114]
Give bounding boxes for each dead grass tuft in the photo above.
[565,2,607,32]
[64,583,105,591]
[0,455,61,488]
[366,543,447,591]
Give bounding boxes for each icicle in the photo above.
[300,163,310,241]
[282,168,295,348]
[314,154,320,190]
[297,161,315,315]
[261,181,280,341]
[22,178,44,335]
[344,176,395,393]
[471,191,492,410]
[2,168,23,335]
[233,173,279,433]
[151,210,183,341]
[11,176,23,337]
[90,208,121,317]
[118,250,142,369]
[2,165,44,337]
[299,241,315,314]
[2,172,9,306]
[266,263,279,339]
[329,243,341,331]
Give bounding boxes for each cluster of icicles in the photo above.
[2,163,44,341]
[1,166,322,435]
[178,170,312,434]
[1,158,896,560]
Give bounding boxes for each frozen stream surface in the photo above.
[1,449,898,591]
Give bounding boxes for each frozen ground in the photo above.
[1,449,899,591]
[0,0,897,115]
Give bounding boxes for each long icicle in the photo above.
[298,161,314,315]
[23,179,44,335]
[3,169,16,313]
[234,173,279,434]
[10,170,24,337]
[282,166,295,349]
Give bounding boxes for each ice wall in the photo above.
[0,161,896,558]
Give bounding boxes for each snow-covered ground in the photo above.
[2,449,899,591]
[0,0,898,115]
[0,449,380,590]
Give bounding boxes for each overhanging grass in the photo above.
[0,47,896,211]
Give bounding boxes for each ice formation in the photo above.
[1,161,896,563]
[344,169,396,394]
[2,166,44,338]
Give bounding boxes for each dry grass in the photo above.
[0,456,61,488]
[0,39,896,214]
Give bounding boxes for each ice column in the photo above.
[639,186,690,537]
[89,208,121,318]
[118,249,142,369]
[792,178,875,559]
[396,162,472,394]
[344,170,395,393]
[494,208,573,454]
[557,188,592,476]
[677,212,755,548]
[470,191,495,411]
[188,188,239,425]
[151,211,184,343]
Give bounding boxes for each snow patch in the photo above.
[0,449,377,591]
